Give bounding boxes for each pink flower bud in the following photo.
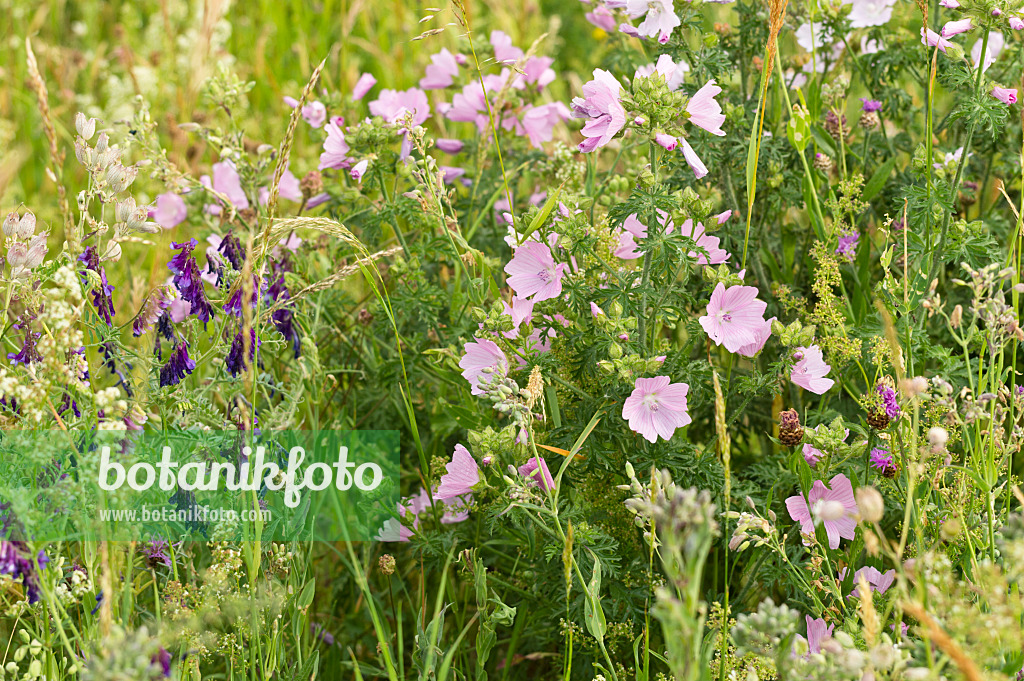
[655,133,678,151]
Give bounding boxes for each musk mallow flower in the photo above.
[698,283,771,354]
[504,242,568,301]
[491,30,524,64]
[436,444,480,500]
[352,72,376,101]
[586,5,618,31]
[842,566,896,597]
[786,473,858,549]
[151,192,187,229]
[736,316,774,358]
[283,96,327,128]
[622,376,692,443]
[679,137,709,179]
[625,0,681,43]
[790,345,834,394]
[941,18,973,37]
[635,53,688,91]
[972,31,1003,71]
[1010,17,1024,29]
[369,88,430,127]
[686,80,726,136]
[992,86,1018,105]
[846,0,896,28]
[515,102,572,148]
[436,138,464,154]
[921,28,954,52]
[420,48,460,90]
[804,616,834,655]
[679,218,730,266]
[571,69,627,152]
[459,338,509,395]
[201,161,249,213]
[939,0,959,7]
[519,456,556,491]
[318,120,351,170]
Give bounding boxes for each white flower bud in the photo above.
[75,112,97,140]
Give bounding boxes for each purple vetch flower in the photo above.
[168,239,215,325]
[223,275,263,317]
[101,341,134,397]
[266,275,301,358]
[151,647,172,677]
[225,328,260,377]
[877,382,901,420]
[0,541,43,603]
[160,341,196,387]
[311,623,336,646]
[6,311,42,366]
[216,231,245,273]
[836,231,859,261]
[78,246,116,326]
[133,285,179,336]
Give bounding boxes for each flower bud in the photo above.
[2,212,18,237]
[856,486,885,523]
[928,426,948,449]
[14,213,35,240]
[75,112,97,140]
[115,196,137,224]
[6,241,28,268]
[23,234,47,269]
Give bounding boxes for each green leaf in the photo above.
[863,156,899,201]
[519,183,564,245]
[297,578,316,609]
[583,548,608,643]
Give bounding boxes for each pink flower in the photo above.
[698,283,771,354]
[785,473,858,549]
[518,102,571,148]
[939,0,959,7]
[459,338,509,395]
[635,53,688,91]
[614,210,671,259]
[790,345,834,394]
[847,0,896,28]
[992,86,1018,104]
[370,88,430,127]
[151,192,187,229]
[447,82,491,131]
[625,0,680,43]
[436,444,480,500]
[655,133,678,150]
[492,30,524,64]
[303,101,327,128]
[622,376,692,443]
[941,18,973,37]
[436,138,464,154]
[319,120,351,170]
[686,80,726,136]
[504,242,568,301]
[519,456,555,491]
[921,28,954,52]
[500,296,535,339]
[440,166,467,185]
[805,616,834,654]
[420,48,460,90]
[352,73,377,101]
[590,301,606,317]
[585,6,618,31]
[1011,17,1024,30]
[350,159,369,182]
[972,31,1004,72]
[523,56,556,89]
[679,218,730,266]
[201,160,249,214]
[278,167,303,202]
[842,566,896,597]
[571,69,627,152]
[679,137,709,178]
[736,316,774,357]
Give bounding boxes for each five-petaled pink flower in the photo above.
[790,345,834,394]
[921,28,954,52]
[841,566,896,598]
[420,48,460,90]
[941,18,973,37]
[786,473,858,549]
[992,86,1018,105]
[459,338,509,395]
[698,283,771,354]
[436,444,480,500]
[571,69,627,152]
[804,616,834,655]
[151,192,187,229]
[622,376,692,443]
[319,120,351,170]
[679,215,731,266]
[686,80,726,136]
[625,0,681,43]
[504,242,568,301]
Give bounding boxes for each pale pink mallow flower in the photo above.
[736,316,774,358]
[523,56,556,89]
[679,137,709,179]
[1011,17,1024,29]
[939,0,959,7]
[504,242,568,301]
[992,86,1018,105]
[972,31,1003,72]
[447,82,491,131]
[790,345,834,394]
[625,0,681,43]
[622,376,692,443]
[519,456,555,491]
[679,218,730,266]
[352,73,377,101]
[151,192,187,229]
[516,102,572,148]
[586,6,618,31]
[655,133,678,151]
[459,338,509,395]
[614,210,671,259]
[590,302,606,317]
[436,444,480,500]
[571,69,627,153]
[436,138,465,154]
[201,161,249,214]
[635,53,688,91]
[370,88,431,158]
[804,616,835,654]
[841,566,896,597]
[921,28,955,52]
[319,120,351,170]
[350,159,370,182]
[420,48,460,90]
[500,296,535,339]
[941,18,973,36]
[492,30,524,64]
[686,80,726,136]
[786,473,858,549]
[846,0,896,28]
[699,283,771,354]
